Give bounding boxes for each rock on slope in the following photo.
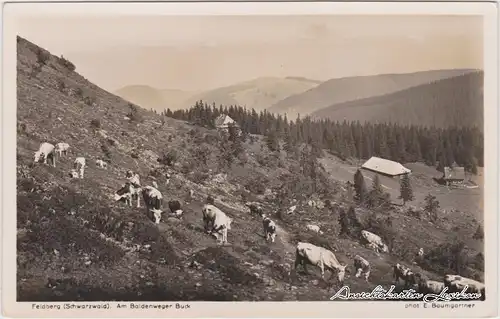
[16,36,483,302]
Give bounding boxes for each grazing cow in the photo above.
[294,242,347,283]
[353,255,371,282]
[262,214,277,243]
[417,248,424,258]
[393,263,416,288]
[73,157,86,178]
[202,204,233,244]
[418,280,445,294]
[142,185,164,224]
[95,159,107,169]
[444,274,485,296]
[361,230,389,253]
[34,142,56,167]
[245,202,264,217]
[55,142,70,157]
[287,205,297,215]
[306,224,324,235]
[114,182,141,208]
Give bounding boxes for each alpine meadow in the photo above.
[15,13,486,303]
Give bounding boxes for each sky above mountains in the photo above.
[18,14,483,92]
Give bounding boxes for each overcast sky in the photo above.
[17,15,483,92]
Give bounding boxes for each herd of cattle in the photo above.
[31,141,486,300]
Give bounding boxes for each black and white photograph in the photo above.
[2,1,499,318]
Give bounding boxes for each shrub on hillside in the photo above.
[83,96,97,107]
[74,87,84,98]
[90,119,101,129]
[59,55,76,72]
[127,104,144,123]
[245,175,270,195]
[157,150,178,167]
[101,143,112,160]
[55,79,66,92]
[421,239,474,277]
[35,48,51,66]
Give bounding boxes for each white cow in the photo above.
[55,142,70,157]
[34,142,56,167]
[95,159,107,169]
[444,275,485,295]
[353,255,371,282]
[262,214,277,243]
[294,242,347,283]
[306,224,324,235]
[73,157,86,178]
[142,185,164,224]
[202,204,233,244]
[361,230,389,253]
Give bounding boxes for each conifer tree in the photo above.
[398,174,414,205]
[353,169,368,204]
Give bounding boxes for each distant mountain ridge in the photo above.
[267,69,479,118]
[178,76,320,112]
[310,71,484,129]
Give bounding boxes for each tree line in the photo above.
[164,100,483,173]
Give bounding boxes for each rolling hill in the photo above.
[267,69,478,118]
[114,85,197,112]
[311,71,484,129]
[179,76,321,113]
[15,36,484,303]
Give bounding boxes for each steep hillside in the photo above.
[179,77,320,113]
[311,71,483,129]
[114,85,196,112]
[16,36,484,302]
[268,69,478,118]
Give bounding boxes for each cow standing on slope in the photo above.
[361,230,389,254]
[262,214,277,243]
[73,157,86,178]
[393,263,417,288]
[353,255,371,282]
[142,185,164,224]
[293,242,347,284]
[34,142,56,167]
[55,142,70,157]
[202,204,233,245]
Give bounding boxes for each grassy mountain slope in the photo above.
[311,71,483,129]
[114,85,196,112]
[268,69,478,118]
[179,77,320,113]
[16,36,484,302]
